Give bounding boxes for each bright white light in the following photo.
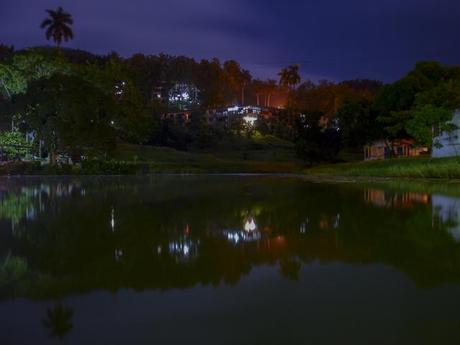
[183,244,189,255]
[244,218,257,232]
[115,249,123,261]
[243,116,257,126]
[110,207,115,232]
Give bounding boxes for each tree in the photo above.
[188,111,213,148]
[12,74,117,161]
[196,58,225,108]
[337,99,381,149]
[375,62,460,148]
[264,79,278,107]
[0,130,31,159]
[294,112,341,165]
[0,52,69,97]
[82,56,155,144]
[0,44,14,63]
[251,79,265,106]
[40,7,74,47]
[223,60,251,105]
[279,65,301,90]
[42,303,74,341]
[406,105,455,149]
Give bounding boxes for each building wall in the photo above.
[364,140,427,160]
[432,111,460,158]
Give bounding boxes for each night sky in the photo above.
[1,0,459,82]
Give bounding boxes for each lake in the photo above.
[1,175,460,344]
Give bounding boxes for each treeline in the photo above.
[291,62,460,163]
[0,46,290,157]
[0,44,458,164]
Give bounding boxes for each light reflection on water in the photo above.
[1,176,460,344]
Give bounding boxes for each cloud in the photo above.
[1,0,460,81]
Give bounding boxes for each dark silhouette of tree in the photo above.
[279,258,302,281]
[40,7,74,47]
[279,65,301,91]
[223,60,252,105]
[42,303,74,340]
[264,79,278,107]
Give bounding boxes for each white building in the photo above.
[432,110,460,158]
[432,194,460,242]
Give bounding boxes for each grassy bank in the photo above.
[307,156,460,179]
[108,137,301,174]
[0,136,303,175]
[3,135,460,178]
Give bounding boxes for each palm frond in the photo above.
[40,19,52,28]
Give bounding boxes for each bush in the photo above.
[81,159,147,175]
[0,161,41,175]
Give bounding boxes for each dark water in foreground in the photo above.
[1,175,460,345]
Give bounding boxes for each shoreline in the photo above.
[2,171,460,184]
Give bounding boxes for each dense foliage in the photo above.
[0,45,459,165]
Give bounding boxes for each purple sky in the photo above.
[1,0,460,82]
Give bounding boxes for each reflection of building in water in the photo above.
[224,229,262,244]
[168,237,199,262]
[299,213,340,233]
[114,249,124,261]
[432,195,460,242]
[244,216,257,232]
[365,189,430,209]
[153,224,200,262]
[224,214,262,244]
[110,207,115,232]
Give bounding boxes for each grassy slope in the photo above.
[111,137,460,178]
[110,135,303,173]
[307,156,460,179]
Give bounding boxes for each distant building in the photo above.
[161,112,190,123]
[207,105,268,126]
[432,110,460,158]
[364,139,428,160]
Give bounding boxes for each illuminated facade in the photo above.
[168,83,200,111]
[432,111,460,158]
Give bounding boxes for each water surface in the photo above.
[1,176,460,344]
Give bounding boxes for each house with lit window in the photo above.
[364,139,428,160]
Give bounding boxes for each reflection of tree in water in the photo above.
[279,258,302,281]
[0,192,34,234]
[5,178,460,298]
[0,182,86,238]
[42,303,74,341]
[0,252,28,285]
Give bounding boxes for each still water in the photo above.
[1,175,460,344]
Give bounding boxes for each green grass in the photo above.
[307,156,460,179]
[110,136,302,174]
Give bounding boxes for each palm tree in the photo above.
[278,64,301,91]
[264,79,278,107]
[42,303,74,340]
[40,7,74,47]
[223,60,252,105]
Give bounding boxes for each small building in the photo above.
[161,112,190,123]
[432,111,460,158]
[364,139,428,160]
